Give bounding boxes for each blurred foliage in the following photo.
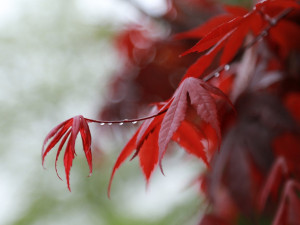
[223,0,252,8]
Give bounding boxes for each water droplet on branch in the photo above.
[224,64,230,71]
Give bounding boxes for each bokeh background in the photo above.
[0,0,206,224]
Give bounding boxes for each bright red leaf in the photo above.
[172,120,208,166]
[159,77,233,165]
[179,0,300,80]
[42,115,92,191]
[108,106,164,196]
[181,17,244,56]
[108,84,230,194]
[220,12,263,64]
[138,125,160,185]
[268,20,300,58]
[174,14,235,40]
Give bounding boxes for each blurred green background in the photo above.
[0,0,204,224]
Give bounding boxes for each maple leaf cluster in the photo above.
[42,0,300,224]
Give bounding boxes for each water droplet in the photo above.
[132,121,138,124]
[224,64,230,71]
[108,123,112,125]
[119,122,124,126]
[269,19,276,26]
[214,72,220,77]
[100,123,105,126]
[262,30,268,37]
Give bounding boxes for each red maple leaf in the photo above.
[108,77,233,195]
[178,0,300,79]
[158,77,232,164]
[174,14,236,40]
[273,180,300,225]
[42,115,92,191]
[174,5,248,40]
[258,157,289,211]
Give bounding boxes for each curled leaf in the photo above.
[42,115,93,191]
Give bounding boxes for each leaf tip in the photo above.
[159,160,165,176]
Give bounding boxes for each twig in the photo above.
[202,7,293,82]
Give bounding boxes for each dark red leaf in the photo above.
[159,77,230,164]
[269,20,300,58]
[273,132,300,178]
[273,180,300,225]
[200,81,235,110]
[284,92,300,123]
[158,83,190,160]
[258,157,289,211]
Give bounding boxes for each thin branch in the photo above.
[202,7,293,83]
[85,109,167,125]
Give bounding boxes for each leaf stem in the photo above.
[85,109,167,125]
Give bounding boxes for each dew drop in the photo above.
[108,123,112,125]
[224,64,230,71]
[214,72,220,77]
[262,30,268,37]
[119,122,124,126]
[132,121,138,124]
[100,123,105,126]
[269,19,277,26]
